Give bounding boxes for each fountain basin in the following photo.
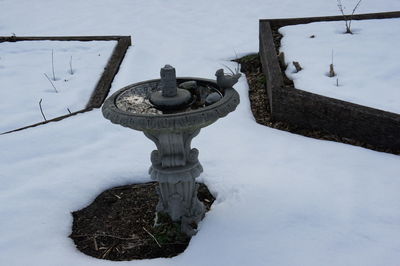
[102,78,239,132]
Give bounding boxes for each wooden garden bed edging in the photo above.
[1,35,132,135]
[259,11,400,151]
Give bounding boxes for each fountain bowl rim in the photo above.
[102,77,240,131]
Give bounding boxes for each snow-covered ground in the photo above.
[0,40,116,133]
[280,18,400,114]
[1,1,400,266]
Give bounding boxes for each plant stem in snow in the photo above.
[51,49,56,81]
[329,64,336,77]
[39,99,47,121]
[337,0,362,34]
[67,108,72,114]
[44,73,58,93]
[69,55,74,75]
[328,50,336,77]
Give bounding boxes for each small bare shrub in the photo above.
[337,0,362,34]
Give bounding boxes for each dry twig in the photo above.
[142,227,162,248]
[93,237,99,251]
[44,73,58,93]
[101,244,116,259]
[39,99,47,121]
[51,49,56,80]
[69,55,74,75]
[71,233,138,241]
[112,193,122,199]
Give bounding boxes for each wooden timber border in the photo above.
[259,11,400,152]
[0,35,131,134]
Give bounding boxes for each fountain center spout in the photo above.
[150,65,191,111]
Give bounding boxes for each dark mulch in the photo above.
[236,50,400,155]
[70,182,214,261]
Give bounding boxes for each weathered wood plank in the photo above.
[0,36,123,42]
[87,36,132,108]
[259,21,284,113]
[1,108,92,135]
[261,11,400,28]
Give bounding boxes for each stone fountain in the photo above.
[102,65,239,235]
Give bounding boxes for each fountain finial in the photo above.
[160,65,177,97]
[150,65,191,111]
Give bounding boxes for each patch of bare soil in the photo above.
[70,182,214,261]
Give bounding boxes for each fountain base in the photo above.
[145,129,205,236]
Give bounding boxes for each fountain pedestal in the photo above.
[145,129,204,234]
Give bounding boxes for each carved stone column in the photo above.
[144,129,205,235]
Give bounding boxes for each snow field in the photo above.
[280,18,400,113]
[0,40,116,133]
[1,0,400,265]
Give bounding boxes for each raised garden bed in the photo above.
[0,35,131,134]
[259,11,400,153]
